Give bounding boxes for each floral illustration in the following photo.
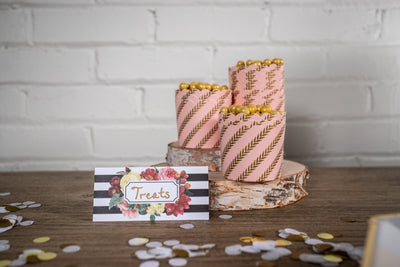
[108,167,192,221]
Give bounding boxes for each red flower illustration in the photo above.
[140,168,159,181]
[165,190,191,216]
[108,185,120,197]
[109,176,121,186]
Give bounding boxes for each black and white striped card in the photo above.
[93,166,209,221]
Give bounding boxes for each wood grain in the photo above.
[0,167,399,266]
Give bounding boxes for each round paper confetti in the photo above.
[240,245,260,254]
[20,220,34,226]
[146,241,163,248]
[33,237,50,243]
[276,239,292,246]
[128,237,149,246]
[218,214,232,220]
[168,258,187,267]
[0,260,11,267]
[317,233,334,240]
[163,240,180,246]
[225,244,242,255]
[324,254,343,263]
[0,243,10,252]
[239,236,253,243]
[179,224,194,230]
[140,260,160,267]
[37,252,57,261]
[28,203,41,208]
[62,245,81,253]
[23,201,35,206]
[0,240,9,244]
[0,193,11,196]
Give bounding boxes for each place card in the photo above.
[93,166,209,222]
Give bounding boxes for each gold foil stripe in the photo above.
[231,69,240,91]
[276,98,284,111]
[266,87,281,100]
[177,91,212,140]
[237,125,285,182]
[221,124,250,163]
[197,123,219,148]
[258,146,283,183]
[182,91,229,148]
[224,118,283,178]
[245,69,256,91]
[176,90,193,120]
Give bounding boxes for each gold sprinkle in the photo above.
[26,255,41,264]
[286,234,305,241]
[257,262,276,267]
[290,251,302,260]
[0,260,11,267]
[211,84,220,90]
[5,205,19,212]
[317,233,334,240]
[252,231,267,237]
[179,82,189,90]
[173,249,189,258]
[236,60,245,67]
[276,239,292,246]
[33,236,50,244]
[246,59,254,66]
[263,59,272,66]
[239,236,253,243]
[314,243,334,252]
[323,254,343,263]
[38,252,57,261]
[0,219,12,228]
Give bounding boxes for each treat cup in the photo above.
[176,89,232,149]
[229,63,285,111]
[219,112,286,182]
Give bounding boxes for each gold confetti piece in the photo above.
[257,261,276,267]
[0,219,12,228]
[252,231,267,237]
[286,234,305,241]
[5,205,19,212]
[38,252,57,261]
[33,236,50,243]
[314,243,334,252]
[324,254,343,263]
[276,239,292,246]
[330,232,343,237]
[239,236,253,243]
[251,237,266,242]
[317,233,334,240]
[172,249,189,258]
[290,251,302,260]
[0,260,11,267]
[26,254,41,264]
[128,237,149,246]
[340,217,357,222]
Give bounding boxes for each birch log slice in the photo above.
[209,160,310,211]
[166,141,221,171]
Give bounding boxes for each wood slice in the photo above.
[209,160,309,211]
[166,141,221,172]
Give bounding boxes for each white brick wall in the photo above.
[0,0,399,171]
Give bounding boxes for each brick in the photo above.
[286,83,369,118]
[271,7,379,41]
[371,83,400,115]
[0,48,94,83]
[284,123,320,156]
[320,121,400,154]
[93,126,177,157]
[381,9,400,42]
[34,7,153,43]
[214,46,325,83]
[27,86,141,119]
[143,84,176,119]
[0,127,91,158]
[326,46,400,80]
[97,46,212,81]
[0,9,29,43]
[0,89,25,117]
[157,7,267,42]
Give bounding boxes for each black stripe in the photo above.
[93,205,209,214]
[94,173,208,183]
[94,189,209,199]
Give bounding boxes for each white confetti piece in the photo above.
[189,251,207,257]
[305,238,324,245]
[0,207,9,213]
[135,250,155,260]
[179,223,194,230]
[218,214,232,220]
[145,241,163,248]
[274,247,292,256]
[128,237,149,246]
[240,245,260,254]
[9,256,27,267]
[225,244,242,256]
[0,192,11,196]
[148,247,172,255]
[17,205,27,209]
[163,240,180,246]
[140,260,160,267]
[19,220,34,226]
[62,245,81,253]
[299,253,326,264]
[9,203,21,206]
[0,240,9,244]
[0,243,10,252]
[28,203,41,208]
[261,250,281,261]
[252,240,276,251]
[23,201,35,206]
[168,258,187,267]
[200,243,216,249]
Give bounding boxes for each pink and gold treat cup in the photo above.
[229,58,285,111]
[219,105,286,182]
[176,82,232,149]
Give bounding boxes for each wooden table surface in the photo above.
[0,167,400,267]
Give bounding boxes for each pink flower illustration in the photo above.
[159,167,178,181]
[117,200,139,219]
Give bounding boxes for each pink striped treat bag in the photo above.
[176,89,232,149]
[229,63,285,111]
[219,112,286,182]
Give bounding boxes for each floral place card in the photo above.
[93,166,209,221]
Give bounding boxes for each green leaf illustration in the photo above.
[109,193,122,210]
[150,215,155,221]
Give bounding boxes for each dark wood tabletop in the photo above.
[0,167,400,266]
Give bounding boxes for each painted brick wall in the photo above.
[0,0,399,171]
